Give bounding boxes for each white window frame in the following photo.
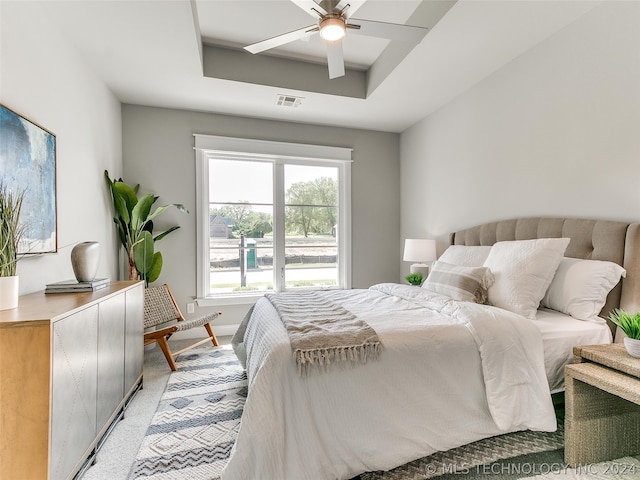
[194,134,352,305]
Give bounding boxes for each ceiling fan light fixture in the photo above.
[319,16,346,41]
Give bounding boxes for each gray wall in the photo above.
[400,0,640,273]
[122,105,400,331]
[1,1,123,294]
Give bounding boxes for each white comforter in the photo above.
[222,284,557,480]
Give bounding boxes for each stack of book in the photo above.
[45,278,110,294]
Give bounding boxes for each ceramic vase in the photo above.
[0,275,19,310]
[71,241,101,282]
[623,336,640,359]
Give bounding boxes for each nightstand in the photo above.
[564,344,640,467]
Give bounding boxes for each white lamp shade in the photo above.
[403,239,437,263]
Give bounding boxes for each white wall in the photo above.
[1,2,123,293]
[400,1,640,268]
[122,104,400,334]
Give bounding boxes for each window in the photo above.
[195,135,351,301]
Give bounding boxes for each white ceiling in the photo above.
[37,0,600,133]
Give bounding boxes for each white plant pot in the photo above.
[623,336,640,359]
[0,275,19,310]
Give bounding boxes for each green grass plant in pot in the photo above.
[0,183,26,310]
[609,309,640,358]
[405,272,424,286]
[105,171,188,285]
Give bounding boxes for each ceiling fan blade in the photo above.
[348,18,428,43]
[290,0,328,18]
[325,40,345,79]
[244,25,318,54]
[334,0,367,17]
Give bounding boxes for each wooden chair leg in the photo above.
[156,336,178,371]
[204,323,219,346]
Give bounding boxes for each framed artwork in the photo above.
[0,104,57,254]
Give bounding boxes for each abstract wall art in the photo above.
[0,104,57,254]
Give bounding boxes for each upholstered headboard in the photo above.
[450,217,640,337]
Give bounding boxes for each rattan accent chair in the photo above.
[144,284,220,371]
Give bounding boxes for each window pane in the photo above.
[210,159,272,205]
[285,165,338,206]
[209,237,275,294]
[284,164,338,289]
[284,242,338,289]
[208,159,274,294]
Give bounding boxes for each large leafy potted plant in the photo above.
[609,309,640,358]
[0,183,26,310]
[104,171,187,284]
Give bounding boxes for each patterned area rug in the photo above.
[523,456,640,480]
[361,427,563,480]
[130,346,563,480]
[129,346,247,479]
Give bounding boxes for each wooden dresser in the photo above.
[0,281,144,480]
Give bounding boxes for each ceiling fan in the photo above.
[244,0,428,79]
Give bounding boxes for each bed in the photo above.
[222,217,640,480]
[536,308,611,393]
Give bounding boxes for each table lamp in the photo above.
[403,239,437,277]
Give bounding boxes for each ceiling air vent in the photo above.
[275,94,303,108]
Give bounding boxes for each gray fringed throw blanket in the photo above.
[265,291,382,375]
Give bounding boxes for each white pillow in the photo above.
[483,238,570,320]
[438,245,493,267]
[541,257,626,323]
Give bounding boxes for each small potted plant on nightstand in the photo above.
[405,272,424,286]
[609,309,640,358]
